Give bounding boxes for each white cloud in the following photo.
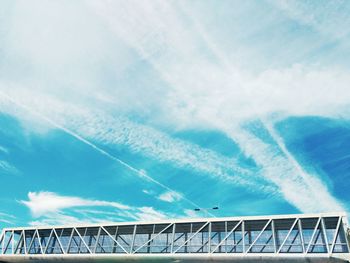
[0,88,274,206]
[29,213,90,227]
[270,0,350,41]
[90,1,350,121]
[142,189,155,196]
[0,212,16,225]
[158,191,182,203]
[224,125,345,213]
[89,1,349,213]
[134,207,168,221]
[21,191,172,226]
[183,209,198,218]
[0,0,348,217]
[21,191,130,218]
[0,160,19,175]
[0,146,8,154]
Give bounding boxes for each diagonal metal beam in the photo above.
[259,234,273,253]
[4,231,13,254]
[320,218,329,254]
[101,226,129,254]
[0,231,7,255]
[272,220,277,253]
[341,217,350,253]
[117,235,130,247]
[173,222,210,253]
[11,230,14,254]
[212,220,242,253]
[22,230,27,255]
[197,232,217,253]
[246,219,272,253]
[67,228,75,254]
[27,231,38,254]
[69,230,81,253]
[242,221,245,253]
[286,228,300,253]
[43,230,53,254]
[305,217,321,254]
[208,222,211,253]
[170,224,176,253]
[73,228,92,254]
[53,229,66,254]
[277,218,298,253]
[298,219,305,253]
[130,225,137,253]
[133,223,174,254]
[14,231,25,254]
[330,216,341,254]
[0,230,4,255]
[35,230,43,254]
[93,227,101,253]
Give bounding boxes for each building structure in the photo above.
[0,212,349,262]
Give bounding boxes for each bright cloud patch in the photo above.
[21,191,130,217]
[158,191,182,203]
[0,0,350,229]
[20,191,173,226]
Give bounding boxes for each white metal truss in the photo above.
[0,213,349,257]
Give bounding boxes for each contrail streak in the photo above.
[0,90,207,214]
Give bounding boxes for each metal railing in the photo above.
[0,213,349,256]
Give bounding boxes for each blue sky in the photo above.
[1,0,350,229]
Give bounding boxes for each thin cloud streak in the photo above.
[225,124,344,213]
[90,1,347,213]
[0,160,19,176]
[0,146,8,154]
[0,87,273,193]
[0,90,204,211]
[0,0,348,221]
[0,212,16,225]
[21,191,174,226]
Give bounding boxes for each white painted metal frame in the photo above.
[0,213,348,257]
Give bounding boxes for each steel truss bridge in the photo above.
[0,213,349,262]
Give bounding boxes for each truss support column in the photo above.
[11,230,14,255]
[208,222,211,253]
[272,219,277,253]
[341,217,350,253]
[320,218,329,254]
[0,231,3,255]
[298,219,305,253]
[94,227,101,253]
[170,224,176,254]
[242,221,245,254]
[130,225,137,253]
[225,221,228,253]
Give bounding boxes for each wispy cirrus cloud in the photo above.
[0,146,8,154]
[21,191,173,226]
[89,0,349,213]
[20,191,130,218]
[224,124,344,213]
[0,160,19,176]
[0,212,16,225]
[0,145,19,176]
[0,0,349,221]
[270,0,350,41]
[0,88,274,198]
[158,191,182,203]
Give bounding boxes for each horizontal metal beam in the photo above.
[0,213,348,257]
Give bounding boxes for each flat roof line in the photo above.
[2,212,347,231]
